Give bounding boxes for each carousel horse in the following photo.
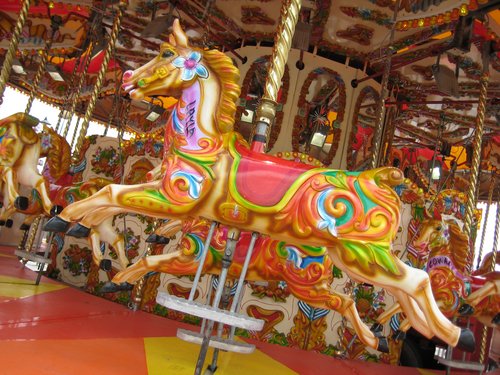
[111,217,389,351]
[44,19,474,352]
[377,217,500,331]
[0,113,130,270]
[0,113,62,226]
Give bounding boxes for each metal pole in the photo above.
[478,193,499,374]
[24,17,61,115]
[194,228,240,375]
[370,0,399,169]
[72,3,125,161]
[251,0,301,152]
[463,42,491,270]
[476,176,495,269]
[189,221,218,301]
[0,0,31,102]
[62,43,96,139]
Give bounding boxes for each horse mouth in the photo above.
[122,84,143,100]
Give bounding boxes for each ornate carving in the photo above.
[241,6,275,25]
[336,24,374,46]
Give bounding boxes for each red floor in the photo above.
[0,245,490,374]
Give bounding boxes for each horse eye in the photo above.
[162,50,174,58]
[436,225,442,231]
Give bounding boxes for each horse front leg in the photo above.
[17,164,52,215]
[46,181,168,232]
[88,215,130,271]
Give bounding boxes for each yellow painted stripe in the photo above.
[144,337,298,375]
[0,275,66,299]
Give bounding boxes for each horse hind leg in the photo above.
[384,290,434,339]
[327,247,475,352]
[112,250,195,285]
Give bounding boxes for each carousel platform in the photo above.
[0,245,483,375]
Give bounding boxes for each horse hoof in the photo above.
[146,233,170,244]
[157,236,171,244]
[492,313,500,325]
[44,216,70,232]
[377,337,389,353]
[14,196,29,210]
[66,223,91,238]
[371,323,383,333]
[458,304,475,316]
[392,330,406,341]
[19,223,30,230]
[100,281,133,293]
[50,205,64,216]
[5,219,13,228]
[456,328,475,352]
[0,220,5,226]
[99,259,112,272]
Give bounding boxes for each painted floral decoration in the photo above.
[172,51,209,81]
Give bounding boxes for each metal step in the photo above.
[434,347,484,371]
[177,328,255,354]
[156,292,264,331]
[14,250,51,264]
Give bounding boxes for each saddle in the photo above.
[229,139,314,207]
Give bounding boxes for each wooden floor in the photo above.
[0,245,483,375]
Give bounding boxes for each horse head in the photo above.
[413,218,450,257]
[122,19,235,99]
[40,125,72,185]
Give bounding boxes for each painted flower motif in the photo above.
[172,51,209,81]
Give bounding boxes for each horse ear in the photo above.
[172,18,189,48]
[168,34,176,46]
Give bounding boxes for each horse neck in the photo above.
[166,78,222,155]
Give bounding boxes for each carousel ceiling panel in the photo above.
[0,0,499,191]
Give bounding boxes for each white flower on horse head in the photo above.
[172,51,209,81]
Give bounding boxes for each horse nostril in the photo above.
[123,70,134,80]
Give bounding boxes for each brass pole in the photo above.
[478,190,499,373]
[24,215,41,253]
[54,54,81,133]
[252,0,300,152]
[62,43,95,138]
[69,115,82,149]
[476,175,495,269]
[72,4,124,160]
[464,44,490,269]
[0,0,31,102]
[370,0,399,169]
[24,39,55,115]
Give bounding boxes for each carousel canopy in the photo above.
[0,0,499,199]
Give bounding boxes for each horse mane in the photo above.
[447,221,470,275]
[202,49,241,134]
[44,126,72,181]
